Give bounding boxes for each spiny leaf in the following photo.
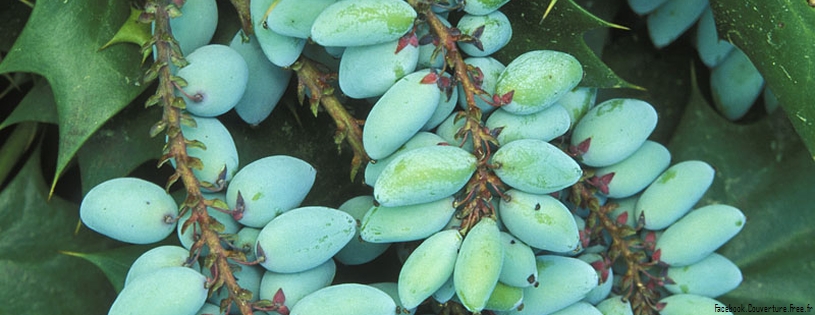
[60,244,156,293]
[0,145,120,314]
[668,68,815,308]
[0,80,58,130]
[76,103,165,194]
[0,0,30,52]
[493,0,639,89]
[0,0,147,196]
[99,6,152,63]
[0,122,38,187]
[710,0,815,159]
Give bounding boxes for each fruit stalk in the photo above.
[228,0,253,37]
[409,0,505,233]
[291,55,370,180]
[149,2,254,314]
[575,180,663,315]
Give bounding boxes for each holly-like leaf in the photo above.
[668,72,815,307]
[710,0,815,159]
[0,1,29,52]
[0,122,37,187]
[0,80,58,130]
[0,0,148,194]
[494,0,639,89]
[99,6,152,62]
[591,22,694,143]
[76,103,165,194]
[60,244,156,293]
[0,145,120,315]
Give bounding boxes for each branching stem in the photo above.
[409,1,505,234]
[291,55,370,180]
[150,2,254,314]
[576,180,663,315]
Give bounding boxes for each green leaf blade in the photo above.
[0,0,148,194]
[494,0,640,89]
[668,72,815,309]
[61,245,155,293]
[710,0,815,159]
[0,145,120,315]
[77,104,165,195]
[0,81,58,130]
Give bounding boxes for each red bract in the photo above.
[643,230,657,249]
[395,31,419,54]
[232,191,245,220]
[580,228,591,249]
[273,288,286,305]
[588,172,615,195]
[616,211,629,226]
[438,74,452,88]
[470,66,485,88]
[655,302,667,311]
[267,289,290,315]
[421,71,440,84]
[500,90,514,104]
[569,137,591,157]
[590,259,610,283]
[490,91,515,107]
[651,248,662,263]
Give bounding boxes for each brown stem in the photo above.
[228,0,254,37]
[581,182,660,315]
[597,208,649,310]
[410,1,502,233]
[291,55,370,180]
[151,2,254,314]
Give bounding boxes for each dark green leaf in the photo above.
[668,72,815,308]
[0,122,37,187]
[710,0,815,159]
[99,6,153,62]
[495,0,640,89]
[597,22,696,144]
[0,80,58,130]
[76,102,165,194]
[209,0,243,46]
[218,105,371,208]
[0,0,30,52]
[0,0,148,194]
[0,145,119,315]
[61,244,156,293]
